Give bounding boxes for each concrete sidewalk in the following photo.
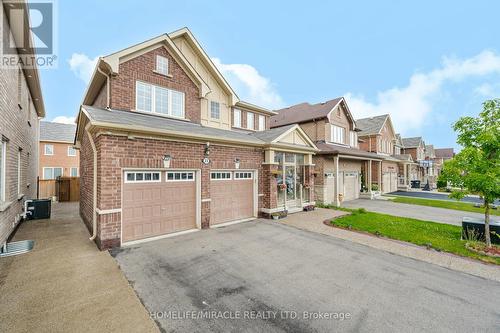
[0,202,158,333]
[280,208,500,282]
[342,198,496,226]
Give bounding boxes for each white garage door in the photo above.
[122,170,197,243]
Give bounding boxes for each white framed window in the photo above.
[210,101,220,119]
[125,171,161,183]
[258,115,265,131]
[395,146,401,155]
[44,144,54,155]
[233,109,241,128]
[71,167,78,177]
[17,150,21,196]
[68,146,77,156]
[349,131,358,147]
[156,55,169,75]
[166,171,194,181]
[43,167,63,180]
[247,112,254,130]
[0,141,6,202]
[210,171,232,180]
[135,81,185,118]
[330,125,345,144]
[235,172,252,179]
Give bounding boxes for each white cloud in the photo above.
[474,83,494,97]
[345,50,500,134]
[52,116,75,124]
[211,58,284,109]
[68,53,99,83]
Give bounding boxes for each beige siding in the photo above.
[172,36,232,130]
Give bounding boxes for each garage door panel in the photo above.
[122,171,197,243]
[210,175,254,225]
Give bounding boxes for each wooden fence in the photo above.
[38,177,80,202]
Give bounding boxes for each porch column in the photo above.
[334,155,340,207]
[368,160,372,193]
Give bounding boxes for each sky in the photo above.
[36,0,500,150]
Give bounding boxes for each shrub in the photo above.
[371,184,379,191]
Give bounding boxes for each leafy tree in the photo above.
[439,99,500,247]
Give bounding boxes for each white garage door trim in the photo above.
[209,169,258,228]
[120,168,202,247]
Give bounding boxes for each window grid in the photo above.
[331,125,345,144]
[68,146,77,156]
[210,172,232,180]
[156,55,169,75]
[234,109,241,127]
[247,112,254,130]
[125,171,161,183]
[235,172,252,179]
[210,101,220,119]
[166,171,194,181]
[136,81,185,118]
[44,144,54,155]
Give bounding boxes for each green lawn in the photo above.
[387,195,500,216]
[329,208,500,265]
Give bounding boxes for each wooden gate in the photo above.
[38,177,80,201]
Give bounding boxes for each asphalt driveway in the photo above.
[112,221,500,332]
[342,199,495,226]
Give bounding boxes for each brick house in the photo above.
[74,28,317,249]
[0,1,45,248]
[433,148,455,178]
[271,98,383,206]
[401,136,427,186]
[356,114,418,192]
[39,122,79,179]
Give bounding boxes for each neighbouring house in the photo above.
[424,144,438,187]
[356,114,414,193]
[39,122,79,179]
[271,97,383,206]
[74,28,317,249]
[0,1,45,248]
[401,136,427,186]
[432,147,455,178]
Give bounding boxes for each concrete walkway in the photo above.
[280,208,500,282]
[0,203,158,333]
[342,198,496,226]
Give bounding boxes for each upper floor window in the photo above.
[136,81,185,118]
[68,146,77,157]
[349,131,357,148]
[258,115,265,131]
[156,55,169,75]
[210,101,220,119]
[234,109,241,127]
[247,112,254,130]
[44,144,54,155]
[395,146,401,155]
[330,125,345,144]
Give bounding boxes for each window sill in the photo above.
[0,201,13,212]
[153,70,173,78]
[131,109,190,122]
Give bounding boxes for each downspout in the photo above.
[85,124,98,241]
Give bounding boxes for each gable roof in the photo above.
[271,97,346,128]
[251,124,317,149]
[435,148,455,159]
[355,114,389,136]
[315,142,383,159]
[401,137,424,148]
[425,145,435,158]
[40,122,76,143]
[395,134,404,147]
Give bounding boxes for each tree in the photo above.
[439,99,500,247]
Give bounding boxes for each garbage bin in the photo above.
[27,199,51,220]
[462,217,500,244]
[410,180,421,189]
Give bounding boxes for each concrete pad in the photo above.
[0,202,158,333]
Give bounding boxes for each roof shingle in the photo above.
[40,121,76,143]
[271,97,343,128]
[355,115,389,136]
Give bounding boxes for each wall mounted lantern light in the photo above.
[163,154,171,168]
[234,158,240,169]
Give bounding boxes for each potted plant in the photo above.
[278,183,287,191]
[271,210,288,220]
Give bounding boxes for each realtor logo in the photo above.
[1,0,57,68]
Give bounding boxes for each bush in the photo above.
[371,184,379,191]
[436,178,447,189]
[358,208,367,214]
